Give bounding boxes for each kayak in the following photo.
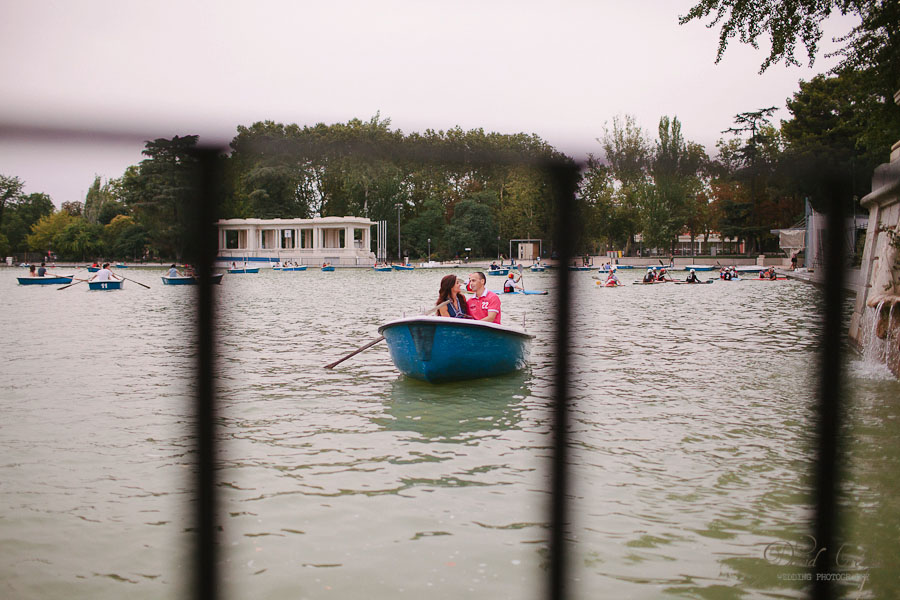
[491,289,549,295]
[632,280,671,285]
[748,277,788,281]
[378,316,533,382]
[673,279,715,285]
[596,281,622,287]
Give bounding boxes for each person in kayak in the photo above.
[436,274,471,319]
[685,269,700,283]
[643,267,656,283]
[657,268,671,282]
[503,272,523,293]
[467,272,501,323]
[606,268,620,286]
[767,267,777,280]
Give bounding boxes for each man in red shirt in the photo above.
[466,272,501,323]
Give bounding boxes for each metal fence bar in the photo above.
[193,148,221,600]
[811,186,847,599]
[549,163,578,600]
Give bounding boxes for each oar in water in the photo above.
[57,276,91,291]
[324,300,451,369]
[118,276,150,289]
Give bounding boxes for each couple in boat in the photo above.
[434,273,502,323]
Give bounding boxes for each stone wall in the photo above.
[849,90,900,377]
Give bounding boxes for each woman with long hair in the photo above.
[436,274,470,318]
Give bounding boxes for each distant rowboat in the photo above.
[392,265,414,271]
[373,266,393,272]
[273,265,308,271]
[161,273,224,285]
[487,268,509,276]
[17,276,73,285]
[227,267,259,274]
[378,316,533,383]
[529,265,546,272]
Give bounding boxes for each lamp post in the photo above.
[396,203,401,262]
[427,238,431,261]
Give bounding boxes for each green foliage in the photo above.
[54,219,104,261]
[120,135,199,260]
[104,215,146,260]
[0,174,25,230]
[1,192,54,253]
[83,175,120,224]
[27,211,75,252]
[678,0,856,72]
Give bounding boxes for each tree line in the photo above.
[2,0,896,263]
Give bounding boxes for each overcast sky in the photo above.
[0,0,858,206]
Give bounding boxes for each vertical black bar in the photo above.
[193,148,219,600]
[549,163,577,600]
[812,185,846,599]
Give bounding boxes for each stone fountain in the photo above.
[848,90,900,377]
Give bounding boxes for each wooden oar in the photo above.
[324,300,450,369]
[57,277,90,291]
[118,275,150,289]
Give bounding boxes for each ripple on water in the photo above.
[1,269,897,598]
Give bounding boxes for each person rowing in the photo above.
[720,267,732,280]
[643,267,656,283]
[657,267,672,282]
[766,266,777,280]
[685,268,700,283]
[89,263,121,283]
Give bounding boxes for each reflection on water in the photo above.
[378,371,529,441]
[0,268,898,599]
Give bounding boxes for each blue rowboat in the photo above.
[490,289,549,295]
[321,266,335,272]
[529,265,546,272]
[161,273,224,285]
[487,268,509,276]
[115,264,128,268]
[378,316,533,383]
[87,267,100,273]
[391,265,414,271]
[373,266,393,272]
[17,276,73,285]
[273,266,308,271]
[227,267,259,274]
[88,280,124,290]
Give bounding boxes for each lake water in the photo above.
[1,266,898,599]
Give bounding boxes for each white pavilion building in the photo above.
[216,216,377,266]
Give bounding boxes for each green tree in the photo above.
[121,135,199,260]
[104,215,146,260]
[54,219,104,261]
[1,192,54,253]
[27,211,75,254]
[0,174,25,231]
